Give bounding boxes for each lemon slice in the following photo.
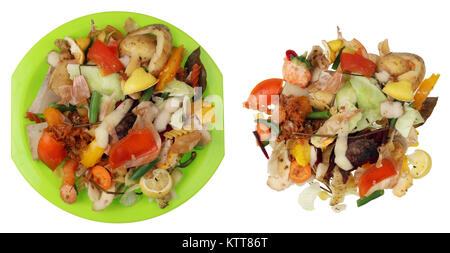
[139,169,173,198]
[407,149,432,179]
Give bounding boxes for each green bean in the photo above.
[307,110,331,119]
[140,86,155,102]
[357,190,384,207]
[89,91,101,123]
[129,158,160,181]
[390,118,397,128]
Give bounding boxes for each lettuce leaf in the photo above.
[158,80,194,98]
[395,105,424,137]
[334,81,362,132]
[335,81,357,108]
[349,76,387,130]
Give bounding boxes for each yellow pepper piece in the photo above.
[290,139,310,167]
[327,39,343,62]
[123,67,158,95]
[328,39,343,52]
[382,80,414,101]
[75,37,91,52]
[80,139,105,168]
[414,73,440,110]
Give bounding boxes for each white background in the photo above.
[2,0,450,233]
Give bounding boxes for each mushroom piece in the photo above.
[92,184,117,212]
[378,52,425,90]
[128,24,173,76]
[396,53,426,90]
[54,39,73,62]
[376,40,426,90]
[267,141,292,191]
[49,60,74,97]
[119,34,157,76]
[47,51,60,68]
[123,17,139,34]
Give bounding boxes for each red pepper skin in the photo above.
[340,53,376,78]
[37,131,67,170]
[358,159,397,198]
[285,49,298,60]
[107,39,120,58]
[108,128,159,169]
[87,40,124,76]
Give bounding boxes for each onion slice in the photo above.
[334,130,353,171]
[298,182,321,211]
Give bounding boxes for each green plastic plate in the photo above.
[11,11,224,223]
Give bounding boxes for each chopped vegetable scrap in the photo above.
[25,18,215,211]
[243,28,439,211]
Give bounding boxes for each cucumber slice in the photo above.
[66,64,81,80]
[80,65,124,102]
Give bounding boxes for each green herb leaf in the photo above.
[140,86,155,102]
[49,103,77,112]
[161,92,169,100]
[292,51,313,69]
[332,47,345,70]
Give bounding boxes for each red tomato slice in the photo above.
[87,40,124,76]
[108,127,159,169]
[37,131,67,170]
[244,78,283,113]
[358,159,397,198]
[340,53,376,78]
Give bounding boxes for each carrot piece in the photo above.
[256,123,271,142]
[289,161,312,183]
[91,165,112,190]
[43,107,65,126]
[414,74,440,110]
[155,45,185,91]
